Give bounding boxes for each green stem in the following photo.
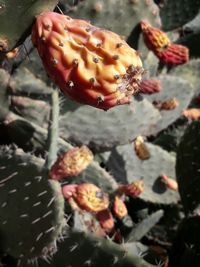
[45,88,59,171]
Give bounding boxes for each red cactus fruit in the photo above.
[96,209,114,232]
[140,20,170,55]
[183,108,200,120]
[157,43,189,66]
[118,180,144,197]
[160,174,178,191]
[73,183,109,213]
[32,12,143,110]
[112,196,127,219]
[49,146,93,180]
[140,21,189,66]
[140,79,161,95]
[133,136,151,160]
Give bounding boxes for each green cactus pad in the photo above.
[171,59,200,95]
[100,143,179,205]
[0,146,65,259]
[59,98,160,151]
[22,228,156,267]
[160,0,200,31]
[125,210,164,242]
[62,0,160,37]
[0,0,58,52]
[176,121,200,214]
[144,75,194,134]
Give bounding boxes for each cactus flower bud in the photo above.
[49,146,93,180]
[112,196,127,219]
[32,12,143,110]
[73,183,109,213]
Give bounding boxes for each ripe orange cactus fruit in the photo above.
[112,196,127,219]
[32,12,143,110]
[49,146,93,180]
[73,183,109,213]
[118,180,144,197]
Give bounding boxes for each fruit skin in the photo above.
[49,146,93,180]
[140,20,170,55]
[141,21,189,66]
[140,79,161,95]
[32,11,143,110]
[157,43,189,66]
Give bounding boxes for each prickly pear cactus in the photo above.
[0,146,65,259]
[0,0,58,52]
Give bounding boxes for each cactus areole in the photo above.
[32,12,143,110]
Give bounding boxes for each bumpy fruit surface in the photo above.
[49,146,93,180]
[32,12,143,110]
[141,21,189,66]
[160,174,178,191]
[118,180,144,197]
[73,183,109,213]
[96,209,114,232]
[133,136,150,160]
[140,20,170,54]
[157,43,189,66]
[112,196,127,219]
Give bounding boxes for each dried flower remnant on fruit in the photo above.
[140,21,189,66]
[49,146,93,180]
[157,43,189,66]
[153,97,179,111]
[73,183,109,213]
[118,180,144,197]
[183,108,200,120]
[160,174,178,191]
[140,79,161,95]
[112,196,127,219]
[140,20,170,54]
[96,209,114,232]
[32,12,143,110]
[134,136,150,160]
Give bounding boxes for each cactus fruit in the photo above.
[96,209,114,232]
[140,20,170,55]
[49,146,93,180]
[32,12,143,110]
[133,136,151,160]
[160,174,178,191]
[141,21,189,66]
[72,183,109,213]
[157,43,189,66]
[153,97,179,111]
[112,196,128,219]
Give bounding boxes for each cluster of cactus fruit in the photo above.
[1,0,200,267]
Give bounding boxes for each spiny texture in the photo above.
[32,12,143,110]
[0,146,65,259]
[141,21,189,66]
